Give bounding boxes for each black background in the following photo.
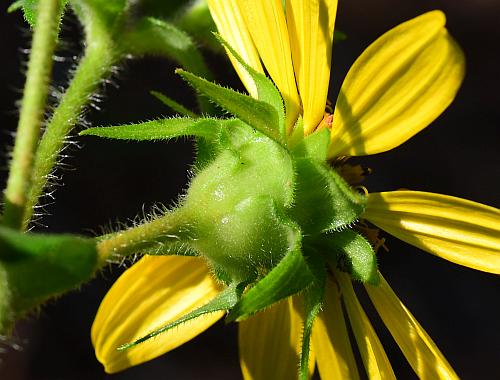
[1,0,499,379]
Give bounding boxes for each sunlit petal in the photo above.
[337,272,396,380]
[92,256,223,373]
[208,0,264,98]
[286,0,338,134]
[364,191,500,274]
[239,296,314,379]
[365,273,459,379]
[238,0,301,131]
[312,278,360,379]
[329,11,465,157]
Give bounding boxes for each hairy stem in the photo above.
[2,0,62,229]
[96,210,191,266]
[21,41,120,230]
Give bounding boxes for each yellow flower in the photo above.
[91,1,500,378]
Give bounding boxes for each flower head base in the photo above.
[183,119,369,284]
[85,2,500,379]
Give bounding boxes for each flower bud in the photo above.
[184,123,295,281]
[181,121,367,284]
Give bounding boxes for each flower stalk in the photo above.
[21,39,120,230]
[2,0,62,229]
[95,210,192,267]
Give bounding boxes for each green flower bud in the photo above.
[183,121,294,281]
[178,121,371,285]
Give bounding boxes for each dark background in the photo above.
[1,0,499,379]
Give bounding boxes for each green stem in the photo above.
[21,41,120,230]
[2,0,62,229]
[96,210,191,267]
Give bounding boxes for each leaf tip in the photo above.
[78,129,92,136]
[116,342,133,351]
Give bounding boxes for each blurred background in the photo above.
[0,0,499,379]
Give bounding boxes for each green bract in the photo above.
[8,0,67,26]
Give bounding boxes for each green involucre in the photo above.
[83,113,372,297]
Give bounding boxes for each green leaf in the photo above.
[150,90,198,118]
[12,0,37,26]
[9,0,67,27]
[80,117,221,141]
[287,116,305,148]
[122,17,215,114]
[215,34,286,139]
[0,226,99,313]
[226,228,315,322]
[177,69,284,144]
[7,1,23,12]
[322,230,379,285]
[122,17,212,80]
[291,128,330,162]
[299,253,326,380]
[118,281,245,350]
[175,0,220,51]
[290,159,366,234]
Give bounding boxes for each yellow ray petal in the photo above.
[91,255,223,373]
[286,0,337,134]
[329,11,465,157]
[239,296,314,379]
[208,0,264,98]
[365,273,459,379]
[238,0,301,131]
[337,272,396,380]
[312,279,360,380]
[363,191,500,274]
